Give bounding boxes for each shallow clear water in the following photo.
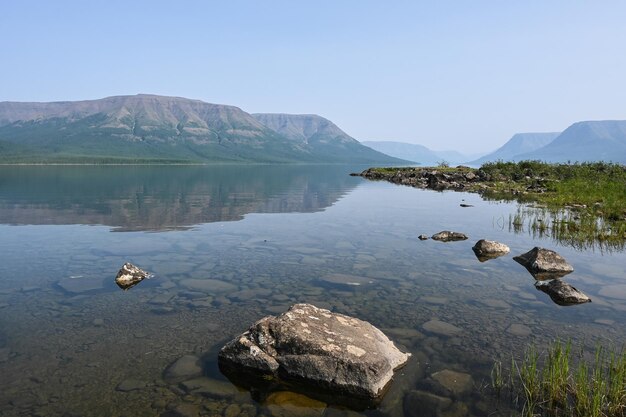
[0,165,624,417]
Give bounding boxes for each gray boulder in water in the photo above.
[535,279,591,306]
[218,303,410,401]
[472,239,510,262]
[513,247,573,279]
[115,262,152,290]
[431,231,468,242]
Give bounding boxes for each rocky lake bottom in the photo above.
[0,165,625,417]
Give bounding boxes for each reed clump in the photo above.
[507,206,625,252]
[481,161,626,226]
[491,340,626,416]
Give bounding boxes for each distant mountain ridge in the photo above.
[2,95,623,165]
[362,141,479,165]
[515,121,626,163]
[468,132,560,165]
[0,94,405,164]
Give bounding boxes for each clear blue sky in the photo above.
[1,1,625,153]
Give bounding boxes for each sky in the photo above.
[1,1,625,153]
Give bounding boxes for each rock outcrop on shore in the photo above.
[354,166,557,197]
[356,167,484,191]
[218,304,410,402]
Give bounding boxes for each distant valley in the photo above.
[470,121,626,165]
[362,141,482,166]
[368,120,626,166]
[467,132,560,165]
[0,94,405,164]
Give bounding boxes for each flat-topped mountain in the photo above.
[515,120,626,163]
[252,113,404,163]
[468,132,560,165]
[0,95,404,164]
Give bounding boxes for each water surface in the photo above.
[0,165,624,417]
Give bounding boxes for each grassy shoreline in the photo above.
[362,161,626,246]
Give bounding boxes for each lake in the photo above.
[0,165,624,417]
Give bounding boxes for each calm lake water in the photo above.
[0,165,624,417]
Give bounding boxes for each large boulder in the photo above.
[535,280,591,306]
[431,231,468,242]
[513,247,573,279]
[218,304,410,403]
[472,239,510,262]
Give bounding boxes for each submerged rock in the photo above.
[535,280,591,306]
[513,247,574,279]
[319,273,374,287]
[472,239,510,262]
[403,390,452,417]
[115,262,152,290]
[58,276,105,294]
[264,391,326,417]
[163,355,203,383]
[179,278,236,293]
[422,320,462,337]
[179,377,238,398]
[598,284,626,300]
[431,231,468,242]
[431,369,473,396]
[506,323,532,337]
[115,379,146,392]
[218,303,410,403]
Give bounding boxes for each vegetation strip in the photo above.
[491,340,625,417]
[357,161,626,246]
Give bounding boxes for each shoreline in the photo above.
[354,162,626,245]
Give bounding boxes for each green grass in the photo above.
[464,161,626,249]
[492,341,626,416]
[367,161,626,248]
[479,161,626,224]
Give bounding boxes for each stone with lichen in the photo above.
[218,303,410,401]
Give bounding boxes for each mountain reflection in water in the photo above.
[0,165,361,231]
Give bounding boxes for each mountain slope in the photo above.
[514,121,626,163]
[468,132,560,165]
[0,95,402,164]
[0,94,308,163]
[252,113,406,164]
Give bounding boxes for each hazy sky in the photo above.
[2,1,625,153]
